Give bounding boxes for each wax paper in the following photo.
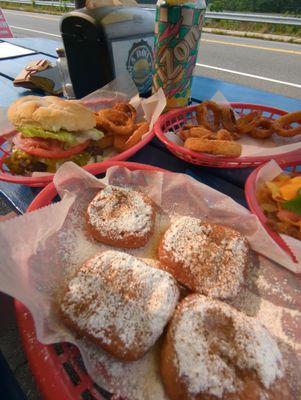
[0,162,300,398]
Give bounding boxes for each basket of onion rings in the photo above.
[245,156,301,267]
[154,102,301,168]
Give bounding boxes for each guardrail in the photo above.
[1,0,301,26]
[205,11,301,26]
[1,0,75,7]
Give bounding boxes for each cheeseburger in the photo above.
[5,96,104,174]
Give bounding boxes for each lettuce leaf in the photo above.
[282,189,301,216]
[20,126,104,146]
[20,125,77,146]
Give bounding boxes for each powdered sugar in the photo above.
[61,251,179,355]
[161,216,249,298]
[228,254,301,399]
[173,295,283,398]
[87,185,154,240]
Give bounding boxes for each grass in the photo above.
[204,19,301,38]
[0,2,70,14]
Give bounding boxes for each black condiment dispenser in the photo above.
[60,6,155,98]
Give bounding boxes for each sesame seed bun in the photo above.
[8,96,96,132]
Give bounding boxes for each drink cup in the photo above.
[152,0,206,109]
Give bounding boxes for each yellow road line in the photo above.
[202,38,301,55]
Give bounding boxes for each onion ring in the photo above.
[113,102,137,122]
[195,101,221,132]
[96,133,114,150]
[236,111,261,134]
[248,118,275,139]
[114,122,149,152]
[96,109,134,136]
[184,137,241,157]
[113,135,129,152]
[220,105,237,133]
[273,111,301,137]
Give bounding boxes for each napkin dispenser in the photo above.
[60,6,155,98]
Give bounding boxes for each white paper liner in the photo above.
[254,159,301,268]
[0,162,301,398]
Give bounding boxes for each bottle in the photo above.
[56,48,75,99]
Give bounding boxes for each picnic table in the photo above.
[0,37,301,400]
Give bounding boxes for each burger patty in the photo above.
[4,148,93,175]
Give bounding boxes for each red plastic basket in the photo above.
[0,98,155,187]
[154,103,301,168]
[15,161,167,400]
[245,156,301,263]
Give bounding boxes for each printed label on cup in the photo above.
[153,5,205,109]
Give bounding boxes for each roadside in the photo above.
[0,1,66,15]
[204,18,301,43]
[1,2,301,44]
[203,27,301,44]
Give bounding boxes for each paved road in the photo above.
[2,9,301,99]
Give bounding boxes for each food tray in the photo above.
[154,103,300,168]
[0,97,155,187]
[15,161,165,400]
[245,156,300,263]
[0,133,155,188]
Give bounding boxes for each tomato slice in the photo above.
[13,133,90,159]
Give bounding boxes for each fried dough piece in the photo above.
[161,294,292,400]
[158,216,249,299]
[86,185,155,248]
[60,251,179,361]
